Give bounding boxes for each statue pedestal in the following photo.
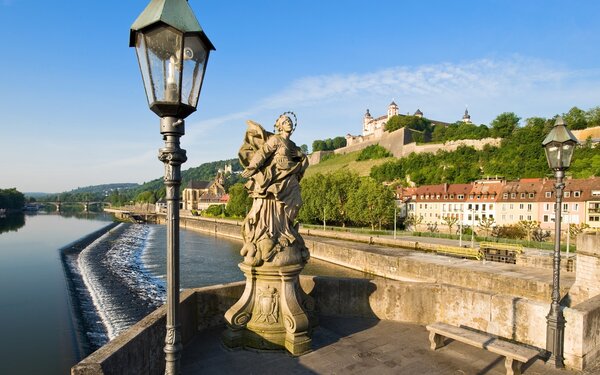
[223,262,314,356]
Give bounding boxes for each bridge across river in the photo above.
[39,201,111,212]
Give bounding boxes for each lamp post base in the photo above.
[546,310,566,368]
[223,262,315,356]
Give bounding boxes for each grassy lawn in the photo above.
[305,151,394,177]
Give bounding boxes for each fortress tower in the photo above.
[387,101,399,119]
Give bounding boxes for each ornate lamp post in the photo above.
[542,115,578,368]
[129,1,214,374]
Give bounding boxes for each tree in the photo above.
[490,112,520,138]
[331,136,347,149]
[135,190,157,204]
[586,106,600,127]
[492,224,525,240]
[203,204,225,217]
[478,217,496,238]
[532,227,551,242]
[385,115,432,134]
[357,145,391,161]
[299,173,335,227]
[300,144,309,154]
[226,183,252,217]
[426,222,439,233]
[516,220,540,242]
[328,170,361,227]
[563,106,588,130]
[569,223,590,240]
[441,215,459,235]
[0,188,25,210]
[347,178,395,230]
[403,214,423,231]
[312,140,327,152]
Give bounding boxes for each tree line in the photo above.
[0,188,25,210]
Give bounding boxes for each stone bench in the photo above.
[426,322,540,375]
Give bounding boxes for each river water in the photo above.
[0,212,367,375]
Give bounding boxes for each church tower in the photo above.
[462,107,472,123]
[363,109,373,135]
[387,101,399,119]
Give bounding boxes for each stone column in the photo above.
[568,231,600,305]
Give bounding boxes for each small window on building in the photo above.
[511,193,516,198]
[592,191,600,197]
[520,193,526,198]
[527,204,532,211]
[546,192,552,198]
[564,192,570,198]
[503,193,508,199]
[529,193,534,198]
[458,194,464,199]
[574,191,581,197]
[519,203,524,210]
[563,203,568,211]
[450,194,454,199]
[543,215,548,222]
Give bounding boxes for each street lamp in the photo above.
[130,1,214,374]
[542,115,578,368]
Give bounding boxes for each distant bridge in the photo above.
[39,201,111,212]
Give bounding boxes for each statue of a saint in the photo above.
[223,112,314,355]
[238,112,309,266]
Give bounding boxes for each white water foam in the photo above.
[78,223,165,342]
[78,224,123,340]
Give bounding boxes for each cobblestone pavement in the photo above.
[181,317,583,375]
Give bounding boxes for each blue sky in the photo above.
[1,0,600,193]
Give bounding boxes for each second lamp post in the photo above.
[542,115,578,368]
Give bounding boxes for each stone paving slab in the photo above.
[181,317,582,374]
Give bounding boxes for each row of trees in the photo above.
[298,171,395,230]
[312,137,347,152]
[0,188,25,210]
[407,214,590,243]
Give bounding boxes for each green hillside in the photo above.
[305,151,394,178]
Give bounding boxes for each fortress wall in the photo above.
[307,150,333,165]
[333,138,379,155]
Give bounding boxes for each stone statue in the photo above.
[223,113,314,356]
[238,113,310,267]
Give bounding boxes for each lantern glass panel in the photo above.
[545,144,560,169]
[134,34,155,105]
[181,35,209,109]
[136,26,183,106]
[560,143,574,168]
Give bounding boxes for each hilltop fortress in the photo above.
[309,101,501,164]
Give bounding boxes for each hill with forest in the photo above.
[306,108,600,186]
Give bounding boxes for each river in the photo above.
[0,212,367,375]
